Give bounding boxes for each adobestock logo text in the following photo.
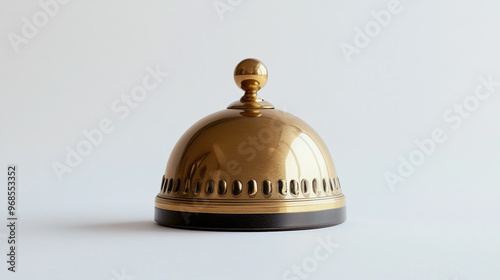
[8,0,71,54]
[51,64,169,182]
[385,74,500,191]
[340,0,405,63]
[282,235,339,280]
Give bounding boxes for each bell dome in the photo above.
[154,58,346,231]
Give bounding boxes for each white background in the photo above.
[1,0,500,279]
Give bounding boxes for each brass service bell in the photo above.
[154,58,346,231]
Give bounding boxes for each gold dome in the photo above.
[154,58,346,231]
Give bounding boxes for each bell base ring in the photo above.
[154,207,346,231]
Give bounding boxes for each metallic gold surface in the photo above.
[228,58,274,109]
[155,58,345,218]
[234,58,268,92]
[155,196,346,214]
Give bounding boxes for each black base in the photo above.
[154,207,346,231]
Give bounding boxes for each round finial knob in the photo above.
[234,58,268,92]
[227,58,274,109]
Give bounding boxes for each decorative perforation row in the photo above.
[159,175,342,198]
